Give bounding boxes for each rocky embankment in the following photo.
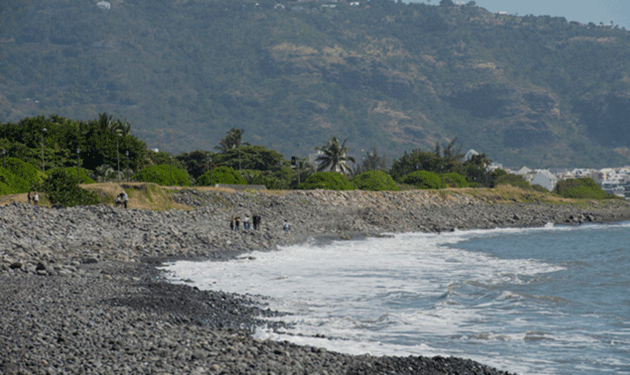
[2,189,630,374]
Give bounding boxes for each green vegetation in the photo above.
[136,164,191,187]
[314,137,355,176]
[442,172,469,188]
[2,157,41,193]
[354,170,399,191]
[35,170,99,207]
[494,174,533,190]
[299,172,353,191]
[197,166,246,186]
[46,167,95,184]
[401,171,442,189]
[0,114,624,202]
[554,178,617,199]
[0,167,20,195]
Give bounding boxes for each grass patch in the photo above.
[81,182,191,211]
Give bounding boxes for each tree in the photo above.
[215,128,250,153]
[315,136,355,176]
[390,149,440,181]
[136,164,190,186]
[401,170,442,189]
[299,171,353,190]
[356,146,389,174]
[435,138,465,174]
[212,145,284,171]
[176,150,213,180]
[463,153,492,185]
[355,170,398,191]
[197,166,245,186]
[35,169,99,207]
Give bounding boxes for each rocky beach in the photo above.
[2,187,630,374]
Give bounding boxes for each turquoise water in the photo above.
[161,222,630,375]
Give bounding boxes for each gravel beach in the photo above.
[2,188,630,374]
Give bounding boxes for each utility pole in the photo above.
[169,154,173,186]
[125,150,129,182]
[209,155,213,186]
[41,128,47,173]
[116,130,122,180]
[77,149,81,180]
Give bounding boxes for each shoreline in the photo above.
[3,190,630,374]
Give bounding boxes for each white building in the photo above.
[530,170,558,191]
[97,1,111,10]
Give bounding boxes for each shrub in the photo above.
[46,167,95,184]
[354,170,399,191]
[36,169,99,207]
[240,169,285,189]
[299,171,353,190]
[401,170,442,189]
[197,166,246,186]
[136,164,190,186]
[532,184,548,193]
[488,169,508,187]
[3,157,41,193]
[553,178,616,199]
[0,181,14,195]
[494,174,532,190]
[442,172,469,188]
[0,167,19,195]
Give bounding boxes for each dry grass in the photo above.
[1,183,617,210]
[461,185,573,204]
[81,182,192,211]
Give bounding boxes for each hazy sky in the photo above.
[408,0,630,29]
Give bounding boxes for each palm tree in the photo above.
[315,136,355,176]
[215,128,250,153]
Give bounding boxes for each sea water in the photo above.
[160,222,630,375]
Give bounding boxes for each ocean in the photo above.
[160,222,630,375]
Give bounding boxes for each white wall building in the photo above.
[530,170,558,191]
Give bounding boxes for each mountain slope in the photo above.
[1,0,630,167]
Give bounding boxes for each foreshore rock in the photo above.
[2,189,630,374]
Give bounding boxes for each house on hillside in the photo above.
[97,1,111,10]
[515,166,535,182]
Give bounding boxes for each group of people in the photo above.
[229,214,291,235]
[27,191,39,205]
[230,214,262,231]
[115,191,128,208]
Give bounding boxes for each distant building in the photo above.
[97,1,111,10]
[530,170,558,191]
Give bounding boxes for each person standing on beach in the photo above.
[122,191,128,208]
[235,216,241,230]
[253,214,261,230]
[27,191,32,204]
[230,216,235,230]
[244,216,251,230]
[33,192,39,205]
[283,219,291,236]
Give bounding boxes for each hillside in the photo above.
[1,0,630,167]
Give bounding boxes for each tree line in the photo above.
[0,114,499,192]
[2,114,614,206]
